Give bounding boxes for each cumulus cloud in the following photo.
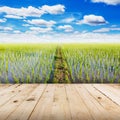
[58,25,74,32]
[0,32,120,43]
[13,30,21,34]
[0,33,44,43]
[93,27,120,33]
[41,4,65,14]
[77,14,108,26]
[5,15,23,19]
[22,24,31,27]
[0,26,13,31]
[91,0,120,5]
[29,27,53,33]
[0,6,43,17]
[0,18,7,23]
[0,5,65,18]
[25,19,56,27]
[61,17,75,23]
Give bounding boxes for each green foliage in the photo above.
[0,43,120,83]
[0,44,56,83]
[63,44,120,83]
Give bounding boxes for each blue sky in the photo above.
[0,0,120,43]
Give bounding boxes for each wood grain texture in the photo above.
[0,84,120,120]
[93,84,120,106]
[0,84,37,120]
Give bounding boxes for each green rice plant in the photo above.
[0,44,56,83]
[63,44,120,83]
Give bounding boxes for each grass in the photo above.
[0,43,120,83]
[63,44,120,83]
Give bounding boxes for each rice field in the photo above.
[0,44,120,83]
[0,44,56,83]
[63,44,120,83]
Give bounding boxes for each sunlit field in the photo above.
[0,44,120,83]
[63,44,120,83]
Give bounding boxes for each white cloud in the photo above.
[77,14,108,26]
[29,27,53,33]
[58,25,74,32]
[93,27,120,33]
[13,30,21,34]
[111,25,117,27]
[0,33,44,43]
[0,5,65,18]
[25,19,56,27]
[91,0,120,5]
[0,6,43,17]
[0,26,13,31]
[0,18,7,23]
[4,15,23,19]
[61,17,75,23]
[0,32,120,43]
[41,4,65,14]
[22,24,31,27]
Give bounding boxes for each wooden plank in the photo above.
[65,84,93,120]
[0,84,8,88]
[6,84,46,120]
[75,84,110,120]
[0,84,37,120]
[29,84,55,120]
[0,84,19,95]
[104,84,120,98]
[0,84,120,120]
[0,84,29,107]
[0,84,4,87]
[0,84,11,90]
[50,84,71,120]
[84,84,120,120]
[108,84,120,89]
[93,84,120,106]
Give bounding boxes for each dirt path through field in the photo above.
[48,46,72,83]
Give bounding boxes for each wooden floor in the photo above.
[0,84,120,120]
